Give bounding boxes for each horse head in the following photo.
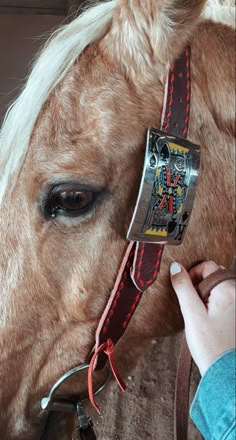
[0,0,234,438]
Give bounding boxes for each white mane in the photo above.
[204,0,235,26]
[0,0,234,204]
[0,1,116,203]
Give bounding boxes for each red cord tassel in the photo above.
[88,339,126,414]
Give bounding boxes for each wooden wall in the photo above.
[0,0,88,121]
[0,0,83,15]
[0,14,65,121]
[0,0,96,122]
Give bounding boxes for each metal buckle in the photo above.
[76,402,97,440]
[127,128,201,245]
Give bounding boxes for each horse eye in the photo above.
[44,186,95,218]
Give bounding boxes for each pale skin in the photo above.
[170,260,236,376]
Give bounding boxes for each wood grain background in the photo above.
[0,0,87,121]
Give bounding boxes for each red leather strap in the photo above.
[162,47,191,137]
[95,242,164,369]
[131,242,164,290]
[92,47,192,376]
[174,334,192,440]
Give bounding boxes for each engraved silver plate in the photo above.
[127,128,201,245]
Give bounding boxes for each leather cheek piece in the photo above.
[131,242,164,291]
[197,269,236,303]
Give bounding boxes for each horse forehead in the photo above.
[29,46,162,176]
[32,59,134,148]
[30,73,146,176]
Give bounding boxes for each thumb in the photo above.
[170,262,206,322]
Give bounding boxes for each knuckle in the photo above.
[202,260,219,278]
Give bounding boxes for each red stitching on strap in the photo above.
[102,272,127,335]
[164,71,175,131]
[122,245,163,329]
[122,292,142,329]
[135,245,163,289]
[182,48,191,137]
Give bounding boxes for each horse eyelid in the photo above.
[39,183,106,220]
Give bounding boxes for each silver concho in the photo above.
[127,128,201,245]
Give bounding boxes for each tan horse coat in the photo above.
[0,0,234,438]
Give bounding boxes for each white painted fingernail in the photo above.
[170,262,182,275]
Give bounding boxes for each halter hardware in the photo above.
[41,363,110,413]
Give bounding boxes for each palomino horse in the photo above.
[0,0,235,438]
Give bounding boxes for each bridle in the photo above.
[41,47,201,439]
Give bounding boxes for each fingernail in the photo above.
[170,262,181,275]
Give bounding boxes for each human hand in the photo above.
[170,260,236,376]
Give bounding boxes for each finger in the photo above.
[170,262,206,321]
[188,260,220,285]
[209,278,236,311]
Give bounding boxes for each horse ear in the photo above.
[101,0,206,77]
